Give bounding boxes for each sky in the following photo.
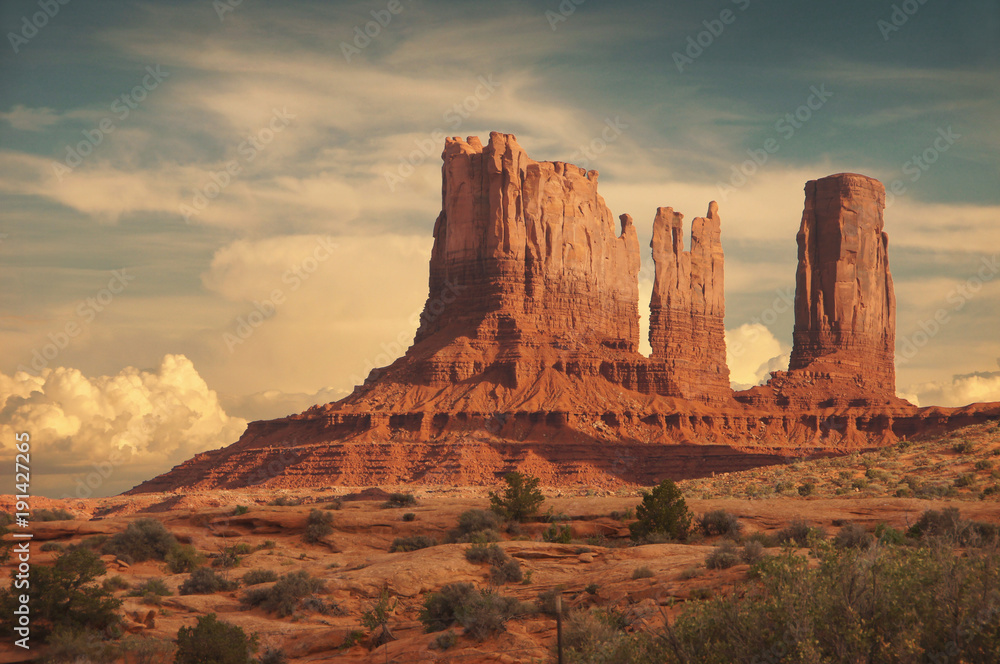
[1,0,998,497]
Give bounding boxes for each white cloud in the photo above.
[0,105,62,132]
[0,355,246,497]
[902,366,1000,408]
[725,323,790,390]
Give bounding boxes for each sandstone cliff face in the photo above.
[409,132,640,389]
[648,203,730,402]
[785,173,896,397]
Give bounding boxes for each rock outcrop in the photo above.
[127,139,1000,495]
[648,203,730,402]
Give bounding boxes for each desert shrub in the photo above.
[698,509,743,537]
[457,591,522,641]
[389,535,436,552]
[212,545,246,569]
[866,468,892,483]
[381,492,417,509]
[325,499,343,510]
[420,582,478,632]
[42,627,116,663]
[909,507,965,541]
[432,631,458,650]
[32,508,74,522]
[300,596,341,615]
[489,559,523,584]
[541,523,572,543]
[536,586,569,615]
[117,635,176,664]
[131,578,171,598]
[402,512,416,522]
[631,566,654,580]
[489,472,545,522]
[629,479,692,542]
[743,531,778,548]
[233,505,250,516]
[242,569,278,586]
[875,523,907,545]
[562,609,640,662]
[455,509,501,538]
[102,575,130,592]
[774,480,795,493]
[465,542,508,566]
[798,482,816,496]
[257,647,287,664]
[954,473,977,488]
[835,523,874,549]
[741,540,767,565]
[166,543,205,574]
[80,534,109,550]
[360,585,397,643]
[179,568,238,595]
[953,440,976,454]
[585,583,599,595]
[268,496,302,507]
[0,547,121,639]
[101,518,178,563]
[242,570,324,617]
[705,541,742,570]
[175,613,258,664]
[679,566,703,580]
[975,459,994,471]
[775,519,826,547]
[303,508,334,543]
[40,542,64,552]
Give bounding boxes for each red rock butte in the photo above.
[130,133,1000,493]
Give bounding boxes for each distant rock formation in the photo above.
[127,137,1000,494]
[649,203,730,402]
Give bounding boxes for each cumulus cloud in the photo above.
[725,323,790,390]
[902,363,1000,408]
[0,355,246,498]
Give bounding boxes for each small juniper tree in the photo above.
[629,479,692,542]
[489,472,545,522]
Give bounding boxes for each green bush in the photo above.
[954,473,977,488]
[40,542,64,552]
[465,543,508,566]
[875,523,907,545]
[32,508,74,522]
[303,508,334,543]
[167,543,205,574]
[325,499,343,510]
[242,570,324,617]
[130,578,171,598]
[798,482,815,496]
[42,627,115,663]
[775,519,826,547]
[175,614,258,664]
[489,559,523,584]
[268,496,302,507]
[834,523,874,549]
[705,541,741,570]
[402,512,416,522]
[101,518,178,563]
[258,646,287,664]
[242,569,278,586]
[212,545,246,569]
[389,535,436,552]
[179,568,238,595]
[233,505,250,516]
[420,582,477,632]
[631,566,654,580]
[974,459,994,471]
[953,440,976,454]
[740,540,767,565]
[489,472,545,522]
[102,575,130,592]
[541,523,572,543]
[629,480,692,542]
[381,493,417,509]
[585,583,599,595]
[432,631,458,650]
[457,590,522,641]
[455,509,501,538]
[0,547,121,639]
[698,510,742,536]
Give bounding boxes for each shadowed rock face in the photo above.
[788,173,896,396]
[126,140,1000,495]
[649,202,730,402]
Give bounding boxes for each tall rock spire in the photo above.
[787,173,896,395]
[648,202,731,402]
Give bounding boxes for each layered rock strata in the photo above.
[648,203,730,402]
[127,139,1000,494]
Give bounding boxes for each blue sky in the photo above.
[1,0,999,495]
